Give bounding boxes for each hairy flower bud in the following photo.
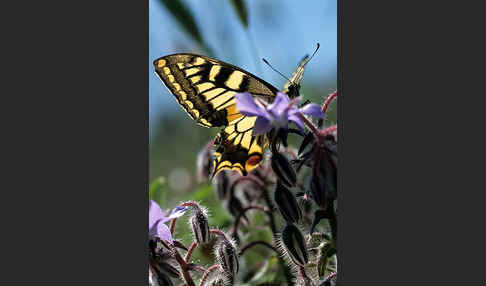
[190,209,210,244]
[156,273,174,286]
[309,144,337,209]
[197,142,213,183]
[216,239,239,277]
[274,180,302,223]
[213,170,231,200]
[206,276,226,286]
[155,261,180,279]
[281,223,308,267]
[271,152,297,188]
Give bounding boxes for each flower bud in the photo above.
[281,223,308,267]
[271,152,297,188]
[190,209,210,244]
[206,276,226,286]
[156,273,174,286]
[213,170,231,200]
[309,147,337,209]
[274,180,302,223]
[216,238,239,277]
[155,261,180,279]
[197,142,213,183]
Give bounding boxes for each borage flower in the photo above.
[235,92,325,136]
[149,200,188,244]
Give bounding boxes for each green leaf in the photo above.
[158,0,207,48]
[149,177,166,204]
[229,0,248,28]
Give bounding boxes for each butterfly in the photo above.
[153,45,318,177]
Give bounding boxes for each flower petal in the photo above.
[288,113,305,134]
[252,116,273,135]
[235,93,266,117]
[299,103,325,119]
[154,220,174,244]
[167,206,189,219]
[149,200,166,229]
[268,92,290,116]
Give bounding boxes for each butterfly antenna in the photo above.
[306,42,320,64]
[262,58,291,82]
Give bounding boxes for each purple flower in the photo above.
[149,200,188,244]
[235,92,324,136]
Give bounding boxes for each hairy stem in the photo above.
[228,175,265,202]
[210,229,229,241]
[199,264,221,286]
[184,240,197,262]
[297,112,320,140]
[230,205,268,235]
[170,218,177,235]
[170,244,195,286]
[321,91,337,115]
[320,125,337,137]
[323,271,337,283]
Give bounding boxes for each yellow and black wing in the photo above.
[282,55,310,99]
[153,54,279,176]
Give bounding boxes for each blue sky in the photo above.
[149,0,336,135]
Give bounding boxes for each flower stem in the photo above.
[321,91,337,115]
[170,244,195,286]
[298,266,310,281]
[184,240,197,262]
[323,271,337,283]
[230,205,268,235]
[171,200,201,235]
[199,264,221,286]
[320,124,337,136]
[210,229,229,241]
[170,218,177,235]
[229,175,265,196]
[239,240,277,255]
[296,112,320,140]
[180,201,201,210]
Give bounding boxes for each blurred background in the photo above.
[149,0,337,208]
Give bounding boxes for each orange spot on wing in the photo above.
[245,155,262,173]
[225,104,243,122]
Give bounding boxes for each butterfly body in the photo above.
[153,53,309,177]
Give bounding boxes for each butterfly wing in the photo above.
[154,54,279,176]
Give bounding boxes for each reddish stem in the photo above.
[179,201,201,210]
[171,201,200,234]
[184,240,197,262]
[239,240,277,255]
[199,264,222,286]
[320,124,337,136]
[296,112,320,140]
[170,244,195,286]
[322,91,337,115]
[229,175,265,197]
[210,229,229,241]
[230,205,268,235]
[170,218,177,235]
[298,266,310,281]
[323,271,337,282]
